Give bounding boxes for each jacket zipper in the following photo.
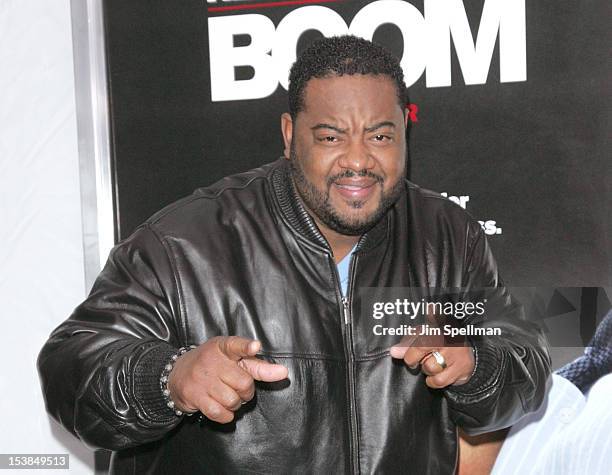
[331,254,360,474]
[342,296,350,324]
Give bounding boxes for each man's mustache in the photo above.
[327,169,384,187]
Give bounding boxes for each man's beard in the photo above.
[289,145,405,236]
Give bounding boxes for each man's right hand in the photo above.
[167,336,288,423]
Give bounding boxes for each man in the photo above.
[38,35,550,474]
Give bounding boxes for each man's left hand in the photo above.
[389,327,475,389]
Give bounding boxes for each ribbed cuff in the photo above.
[132,342,179,423]
[446,342,504,397]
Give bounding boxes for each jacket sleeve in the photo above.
[37,224,186,450]
[443,222,552,435]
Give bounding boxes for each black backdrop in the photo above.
[102,0,610,288]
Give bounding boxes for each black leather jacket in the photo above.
[38,159,551,474]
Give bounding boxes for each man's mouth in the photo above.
[333,179,378,200]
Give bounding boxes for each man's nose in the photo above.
[337,140,375,172]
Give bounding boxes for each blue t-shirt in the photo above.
[336,246,356,297]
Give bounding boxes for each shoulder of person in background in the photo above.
[458,308,612,475]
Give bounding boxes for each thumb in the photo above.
[239,358,289,382]
[219,336,261,361]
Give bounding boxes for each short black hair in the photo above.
[288,35,407,119]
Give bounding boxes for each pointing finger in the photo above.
[389,333,419,359]
[239,358,288,382]
[389,345,408,359]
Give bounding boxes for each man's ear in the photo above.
[403,107,410,128]
[280,113,293,160]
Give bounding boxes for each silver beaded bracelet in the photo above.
[160,345,197,417]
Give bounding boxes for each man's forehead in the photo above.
[299,73,402,120]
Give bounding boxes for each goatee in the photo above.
[289,146,405,236]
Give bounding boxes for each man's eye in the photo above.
[373,134,391,142]
[319,136,338,143]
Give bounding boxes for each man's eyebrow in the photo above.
[310,123,347,134]
[364,121,396,133]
